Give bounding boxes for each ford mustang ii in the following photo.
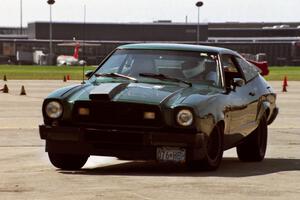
[39,43,278,171]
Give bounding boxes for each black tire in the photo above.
[236,114,268,162]
[188,124,224,171]
[48,153,89,170]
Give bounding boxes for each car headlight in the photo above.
[45,101,63,119]
[176,109,193,126]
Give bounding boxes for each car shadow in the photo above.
[59,157,300,177]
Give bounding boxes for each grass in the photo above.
[0,65,299,81]
[265,66,300,81]
[0,65,96,80]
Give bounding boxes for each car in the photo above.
[247,59,269,76]
[39,43,278,171]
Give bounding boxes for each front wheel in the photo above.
[188,124,224,171]
[236,114,268,162]
[48,153,89,170]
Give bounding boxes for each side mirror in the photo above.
[84,70,94,78]
[233,78,245,87]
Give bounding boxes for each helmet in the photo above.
[182,60,204,79]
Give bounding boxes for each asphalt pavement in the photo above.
[0,80,299,200]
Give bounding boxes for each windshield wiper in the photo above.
[95,73,137,82]
[139,73,192,87]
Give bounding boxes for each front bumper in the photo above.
[39,125,207,161]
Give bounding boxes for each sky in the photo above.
[0,0,300,27]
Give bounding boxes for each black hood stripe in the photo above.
[89,83,129,101]
[60,84,83,97]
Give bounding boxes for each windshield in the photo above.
[95,49,221,87]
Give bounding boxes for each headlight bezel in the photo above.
[175,108,194,127]
[44,100,63,119]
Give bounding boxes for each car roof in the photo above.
[118,43,239,56]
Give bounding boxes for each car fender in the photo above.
[256,100,270,125]
[195,105,226,137]
[196,113,225,136]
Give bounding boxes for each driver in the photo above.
[182,59,217,83]
[182,60,204,79]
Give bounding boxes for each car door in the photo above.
[221,54,259,137]
[235,56,261,132]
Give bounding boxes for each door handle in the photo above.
[249,92,255,96]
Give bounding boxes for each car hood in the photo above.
[53,81,220,107]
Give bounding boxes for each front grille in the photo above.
[73,101,164,127]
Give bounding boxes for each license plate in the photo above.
[156,147,186,163]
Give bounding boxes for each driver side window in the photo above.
[236,57,259,82]
[221,55,244,89]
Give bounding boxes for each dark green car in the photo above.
[39,43,278,171]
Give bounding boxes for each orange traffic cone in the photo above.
[20,85,26,95]
[282,76,288,92]
[63,75,67,82]
[67,74,70,80]
[1,84,9,93]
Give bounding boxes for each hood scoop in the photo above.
[89,83,128,101]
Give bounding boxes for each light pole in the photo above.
[195,1,203,45]
[82,4,86,84]
[20,0,23,35]
[47,0,55,65]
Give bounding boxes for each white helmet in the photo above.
[182,60,204,79]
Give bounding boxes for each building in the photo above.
[1,22,300,65]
